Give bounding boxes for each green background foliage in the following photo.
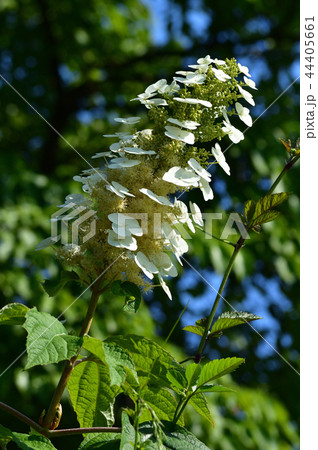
[0,0,299,448]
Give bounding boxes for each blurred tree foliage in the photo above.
[0,0,299,448]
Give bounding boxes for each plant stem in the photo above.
[267,153,300,196]
[42,280,103,429]
[195,236,245,363]
[0,401,120,438]
[194,152,300,363]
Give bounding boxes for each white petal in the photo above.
[140,188,173,206]
[145,79,167,94]
[212,68,231,82]
[35,237,57,251]
[199,178,214,201]
[238,63,251,77]
[163,167,200,187]
[189,202,204,227]
[135,252,159,279]
[244,76,257,90]
[107,230,137,250]
[188,158,211,181]
[108,157,141,169]
[111,181,135,197]
[211,143,230,176]
[173,97,212,107]
[92,152,113,159]
[158,274,172,300]
[123,147,156,155]
[108,213,143,236]
[114,117,141,124]
[167,118,200,130]
[165,126,195,144]
[237,85,255,106]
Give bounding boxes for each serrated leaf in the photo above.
[166,369,187,392]
[197,357,244,387]
[195,384,236,394]
[23,308,82,369]
[244,199,256,223]
[82,336,137,386]
[139,421,210,449]
[188,393,214,426]
[0,303,29,326]
[138,384,182,425]
[78,432,121,449]
[42,270,80,297]
[67,360,120,428]
[111,281,142,313]
[185,363,201,387]
[211,311,262,335]
[120,412,135,450]
[0,425,57,449]
[106,335,184,390]
[183,325,205,336]
[246,192,289,228]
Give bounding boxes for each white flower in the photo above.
[144,98,168,108]
[58,193,91,207]
[165,126,195,145]
[106,181,135,198]
[197,55,214,65]
[212,68,231,82]
[158,274,172,300]
[167,118,200,130]
[211,58,226,66]
[114,117,141,124]
[172,199,195,233]
[123,147,156,155]
[108,157,141,169]
[237,85,255,106]
[108,213,143,237]
[188,63,210,73]
[244,76,257,90]
[145,79,168,94]
[222,120,245,143]
[199,177,214,201]
[135,251,159,279]
[174,73,206,85]
[238,63,251,77]
[152,252,178,277]
[188,158,211,181]
[173,97,212,108]
[107,230,137,251]
[211,143,230,176]
[235,102,252,127]
[189,202,204,227]
[110,142,123,152]
[162,167,200,187]
[140,188,173,207]
[92,151,114,159]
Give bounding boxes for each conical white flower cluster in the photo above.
[37,55,256,299]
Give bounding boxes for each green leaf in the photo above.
[245,192,290,228]
[166,369,187,392]
[188,394,215,426]
[195,384,236,394]
[120,412,135,450]
[139,421,210,449]
[182,325,205,336]
[185,363,201,387]
[211,311,262,335]
[244,199,256,223]
[82,336,137,386]
[138,384,182,424]
[42,270,80,297]
[106,335,184,390]
[67,360,120,428]
[0,303,29,326]
[111,281,142,313]
[78,433,121,449]
[23,308,82,369]
[197,357,245,387]
[0,425,57,449]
